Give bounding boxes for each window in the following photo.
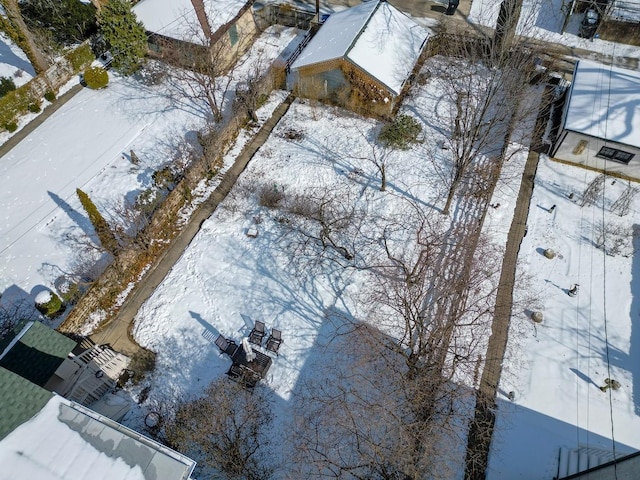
[229,24,239,46]
[596,146,635,164]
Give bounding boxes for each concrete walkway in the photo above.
[463,85,549,477]
[89,95,296,355]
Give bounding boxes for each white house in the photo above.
[0,368,196,479]
[551,60,640,179]
[132,0,259,69]
[288,0,430,116]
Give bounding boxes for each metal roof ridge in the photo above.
[344,0,382,58]
[0,321,34,362]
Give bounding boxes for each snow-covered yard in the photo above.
[0,26,301,320]
[122,50,542,476]
[488,155,640,478]
[0,31,35,86]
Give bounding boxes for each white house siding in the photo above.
[552,130,640,179]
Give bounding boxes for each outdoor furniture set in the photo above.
[215,321,283,387]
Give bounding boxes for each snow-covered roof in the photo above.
[0,395,196,480]
[132,0,246,43]
[564,60,640,149]
[291,0,430,95]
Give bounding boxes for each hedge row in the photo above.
[0,43,94,130]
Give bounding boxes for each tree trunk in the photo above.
[1,0,49,74]
[443,177,460,216]
[493,0,524,58]
[380,164,387,192]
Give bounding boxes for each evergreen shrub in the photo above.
[378,114,423,150]
[83,66,109,89]
[0,77,16,97]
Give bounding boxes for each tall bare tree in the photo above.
[163,16,256,123]
[427,37,538,215]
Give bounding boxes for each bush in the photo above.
[35,290,64,318]
[259,184,284,208]
[152,165,179,189]
[44,90,56,102]
[83,66,109,89]
[0,76,16,97]
[127,348,156,385]
[378,114,422,150]
[28,102,41,113]
[67,43,95,71]
[5,121,18,132]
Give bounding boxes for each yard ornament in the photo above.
[242,337,256,362]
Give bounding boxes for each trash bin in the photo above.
[446,0,459,15]
[579,8,599,38]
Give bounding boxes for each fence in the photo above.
[0,43,93,129]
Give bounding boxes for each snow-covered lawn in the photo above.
[488,155,640,478]
[123,50,544,475]
[0,26,301,319]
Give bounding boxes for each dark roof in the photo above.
[0,321,76,387]
[0,367,53,440]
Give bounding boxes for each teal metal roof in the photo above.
[0,367,53,440]
[0,321,76,387]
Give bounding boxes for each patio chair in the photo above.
[248,320,266,346]
[215,335,238,356]
[265,328,282,355]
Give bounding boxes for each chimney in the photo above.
[190,0,213,40]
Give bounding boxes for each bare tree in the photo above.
[280,185,368,265]
[291,314,472,480]
[164,379,275,480]
[351,129,398,192]
[163,17,254,123]
[427,37,538,215]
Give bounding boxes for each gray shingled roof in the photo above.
[0,367,53,440]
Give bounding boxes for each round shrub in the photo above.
[44,90,56,102]
[35,290,64,318]
[28,102,41,113]
[5,121,18,133]
[83,66,109,89]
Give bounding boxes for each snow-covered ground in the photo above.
[469,0,640,59]
[0,26,301,320]
[0,32,34,87]
[488,155,640,478]
[122,51,542,476]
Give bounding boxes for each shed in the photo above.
[288,0,430,116]
[551,60,640,179]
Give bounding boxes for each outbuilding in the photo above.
[287,0,430,117]
[551,60,640,179]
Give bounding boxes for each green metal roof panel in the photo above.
[0,367,53,440]
[0,321,76,387]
